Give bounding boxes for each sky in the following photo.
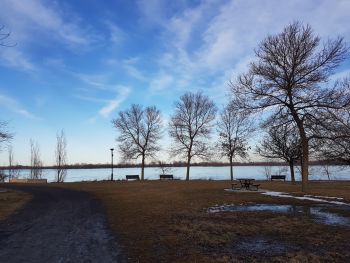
[0,0,350,165]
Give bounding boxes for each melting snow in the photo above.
[262,191,349,206]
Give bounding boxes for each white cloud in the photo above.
[149,73,173,92]
[0,48,36,72]
[104,21,124,45]
[0,0,92,47]
[122,57,147,81]
[146,0,350,100]
[0,93,40,120]
[99,86,131,118]
[75,73,111,90]
[0,0,100,72]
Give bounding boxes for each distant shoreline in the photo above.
[1,161,347,170]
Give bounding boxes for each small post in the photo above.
[110,148,114,181]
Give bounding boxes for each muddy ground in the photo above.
[0,185,124,263]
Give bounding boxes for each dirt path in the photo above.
[0,185,124,263]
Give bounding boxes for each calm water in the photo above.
[12,165,350,182]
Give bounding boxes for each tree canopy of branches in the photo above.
[169,91,217,180]
[315,104,350,164]
[0,121,12,151]
[217,103,253,180]
[55,130,67,182]
[113,104,162,180]
[231,22,349,192]
[0,25,15,47]
[257,125,301,183]
[30,139,42,179]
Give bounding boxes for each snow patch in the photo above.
[262,191,349,206]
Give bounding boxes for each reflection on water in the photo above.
[208,204,350,227]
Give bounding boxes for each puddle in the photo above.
[235,237,294,255]
[208,204,350,227]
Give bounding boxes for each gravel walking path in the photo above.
[0,185,124,263]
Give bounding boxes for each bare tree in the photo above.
[256,125,301,183]
[231,22,349,191]
[217,103,253,180]
[55,130,67,182]
[0,121,13,151]
[30,139,42,179]
[112,104,162,180]
[8,145,14,181]
[314,101,350,164]
[157,161,174,175]
[169,92,217,180]
[7,145,20,180]
[0,25,16,47]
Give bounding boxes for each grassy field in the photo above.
[60,180,350,262]
[0,188,31,220]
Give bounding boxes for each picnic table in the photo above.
[236,178,258,190]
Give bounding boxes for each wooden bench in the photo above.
[271,175,286,181]
[126,175,140,181]
[159,174,173,180]
[9,178,48,184]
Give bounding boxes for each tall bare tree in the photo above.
[217,103,253,180]
[315,104,350,164]
[231,22,349,192]
[8,145,14,181]
[30,139,42,179]
[113,104,162,180]
[0,121,12,151]
[169,92,217,180]
[0,25,15,47]
[257,125,301,183]
[55,130,67,182]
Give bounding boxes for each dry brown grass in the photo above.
[59,180,350,262]
[0,188,31,220]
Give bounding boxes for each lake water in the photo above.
[12,165,350,182]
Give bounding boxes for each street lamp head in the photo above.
[110,148,114,152]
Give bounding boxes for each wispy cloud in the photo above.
[0,93,40,120]
[99,86,131,118]
[144,0,350,103]
[122,57,147,81]
[0,0,94,47]
[0,0,101,72]
[0,48,36,72]
[75,73,111,90]
[104,20,124,45]
[149,73,173,92]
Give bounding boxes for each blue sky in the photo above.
[0,0,350,165]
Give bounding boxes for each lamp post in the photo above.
[110,148,114,181]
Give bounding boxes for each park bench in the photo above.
[159,174,173,180]
[271,175,286,181]
[126,175,140,181]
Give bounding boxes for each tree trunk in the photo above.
[141,154,145,180]
[186,153,191,181]
[301,138,309,192]
[289,159,295,184]
[229,156,233,181]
